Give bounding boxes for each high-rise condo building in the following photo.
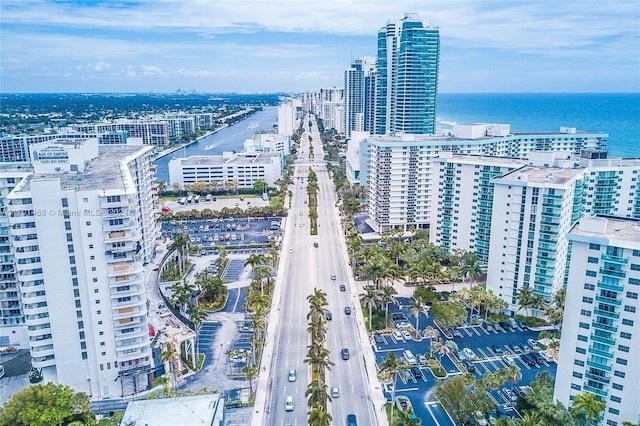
[485,157,640,312]
[344,57,376,139]
[375,13,440,136]
[6,138,158,398]
[353,124,607,232]
[554,216,640,426]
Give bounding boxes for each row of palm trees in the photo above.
[303,288,334,426]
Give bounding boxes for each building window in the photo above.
[571,383,582,391]
[614,370,625,378]
[572,371,583,378]
[618,345,629,352]
[623,305,636,313]
[620,332,631,339]
[615,358,627,365]
[574,360,585,366]
[612,383,623,391]
[584,283,595,291]
[626,291,638,299]
[587,256,598,263]
[579,322,590,329]
[586,270,597,277]
[621,319,634,326]
[576,347,586,354]
[580,309,592,317]
[582,297,593,303]
[589,243,601,250]
[577,335,588,342]
[608,408,619,415]
[95,300,100,304]
[82,352,87,360]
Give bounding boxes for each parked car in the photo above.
[520,353,536,367]
[481,321,494,332]
[462,359,476,372]
[373,333,383,344]
[417,354,428,366]
[403,349,417,365]
[410,366,423,378]
[401,330,413,341]
[463,348,475,359]
[392,330,404,341]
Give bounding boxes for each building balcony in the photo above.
[588,346,613,359]
[105,229,140,243]
[591,322,617,333]
[590,334,615,346]
[601,254,628,264]
[597,281,624,292]
[116,339,151,354]
[543,193,563,200]
[108,262,143,278]
[113,316,144,330]
[599,268,625,279]
[110,287,143,300]
[585,372,610,384]
[112,297,145,311]
[593,309,619,320]
[113,306,144,320]
[586,359,612,372]
[535,271,555,280]
[31,354,56,368]
[582,385,608,398]
[595,295,621,306]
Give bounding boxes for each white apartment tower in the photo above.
[344,57,376,139]
[486,166,586,311]
[554,216,640,426]
[277,98,298,137]
[6,139,158,398]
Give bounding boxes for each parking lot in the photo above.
[372,297,557,425]
[161,217,282,251]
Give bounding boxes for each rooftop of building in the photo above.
[570,216,640,243]
[121,394,222,426]
[434,153,527,166]
[176,152,279,167]
[498,165,585,185]
[16,145,151,193]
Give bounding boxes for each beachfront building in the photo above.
[354,124,608,233]
[6,138,158,398]
[429,153,527,263]
[554,216,640,426]
[244,133,290,157]
[0,167,31,347]
[319,87,344,132]
[0,131,129,163]
[344,56,376,139]
[375,13,440,136]
[168,151,283,189]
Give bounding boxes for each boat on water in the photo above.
[395,396,420,421]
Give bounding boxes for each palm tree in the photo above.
[379,352,405,425]
[307,405,332,426]
[516,286,536,317]
[161,344,178,396]
[242,364,258,398]
[571,392,605,426]
[460,252,482,288]
[305,380,330,410]
[407,295,426,334]
[360,285,380,331]
[521,411,544,426]
[422,326,440,356]
[170,233,191,274]
[304,343,334,385]
[379,284,399,327]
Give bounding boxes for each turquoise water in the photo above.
[437,93,639,158]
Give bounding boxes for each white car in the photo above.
[392,330,404,341]
[330,386,340,398]
[463,348,475,359]
[288,369,296,382]
[285,395,294,411]
[401,330,413,341]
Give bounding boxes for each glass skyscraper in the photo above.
[375,13,440,136]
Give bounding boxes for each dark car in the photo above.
[410,366,423,378]
[490,344,503,355]
[344,306,351,315]
[326,312,332,321]
[342,348,350,360]
[499,321,511,330]
[313,242,319,248]
[373,333,383,344]
[339,284,346,292]
[347,414,357,426]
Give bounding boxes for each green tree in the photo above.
[360,285,381,331]
[379,284,399,327]
[379,352,406,425]
[407,295,427,334]
[432,373,495,425]
[305,380,330,411]
[307,405,332,426]
[571,392,605,426]
[516,286,536,317]
[0,383,95,426]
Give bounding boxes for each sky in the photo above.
[1,0,639,94]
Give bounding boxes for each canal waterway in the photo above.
[153,106,278,182]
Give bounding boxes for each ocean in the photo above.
[436,93,639,158]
